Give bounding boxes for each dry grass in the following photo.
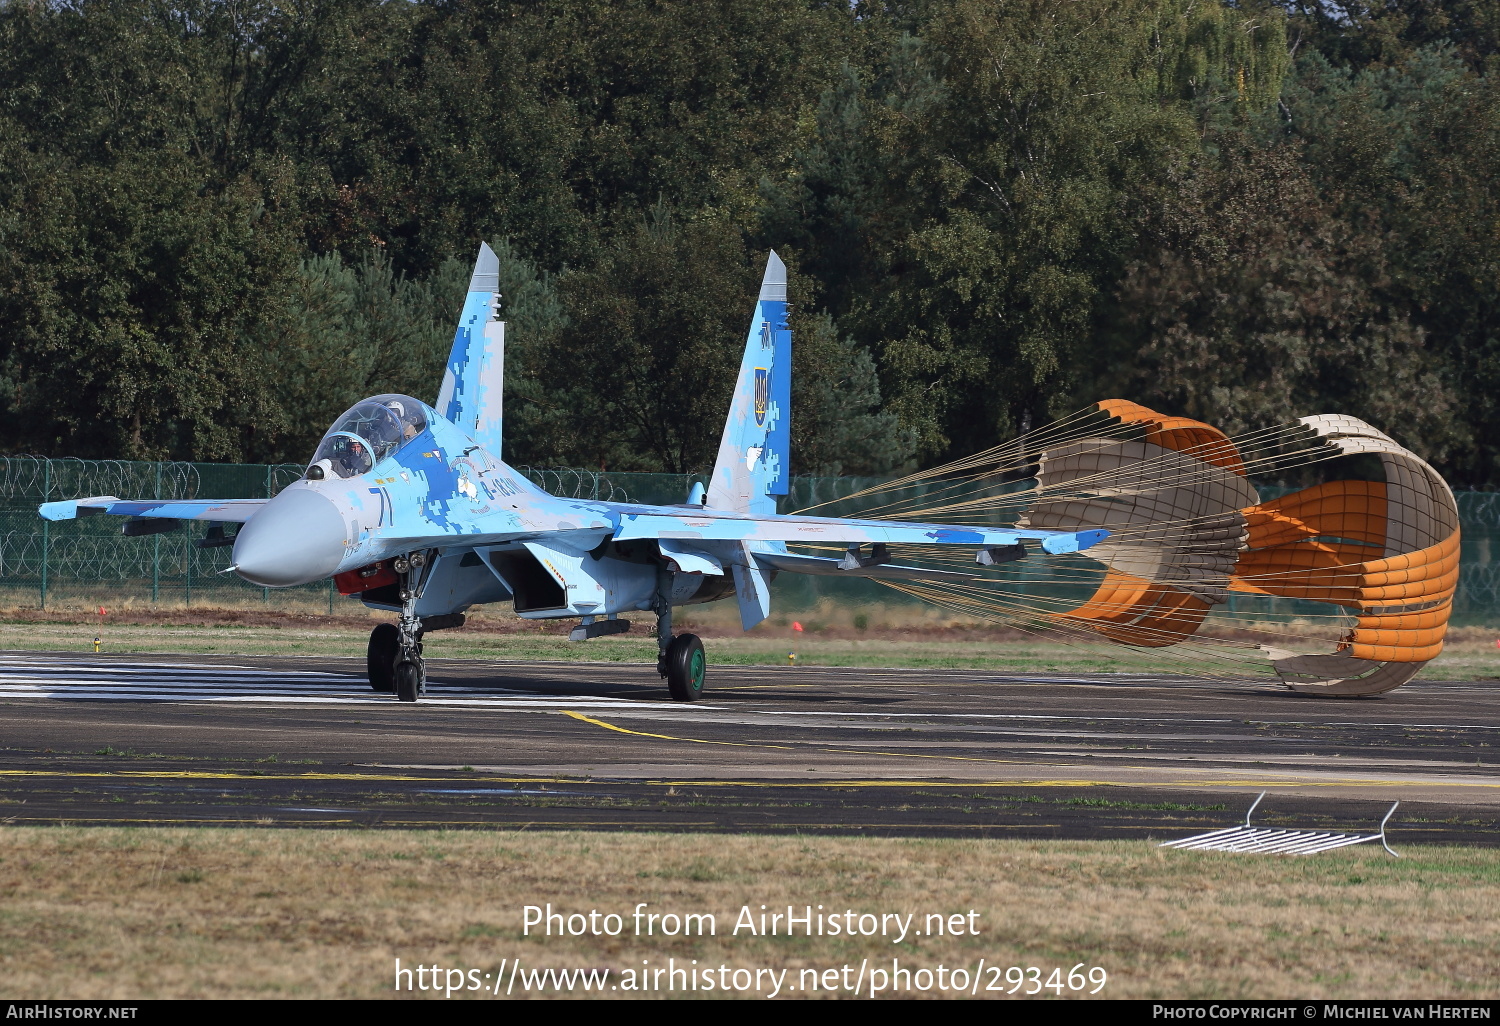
[0,827,1496,999]
[1,615,1496,678]
[0,619,1156,674]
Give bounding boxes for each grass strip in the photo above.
[2,621,1497,678]
[0,827,1496,998]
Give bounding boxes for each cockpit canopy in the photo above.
[308,395,429,479]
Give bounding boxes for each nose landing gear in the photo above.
[365,549,434,701]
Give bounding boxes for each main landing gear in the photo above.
[654,565,705,702]
[366,550,434,702]
[367,622,399,693]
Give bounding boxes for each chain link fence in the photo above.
[0,457,317,611]
[1458,491,1500,624]
[2,455,1497,623]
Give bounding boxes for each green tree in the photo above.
[764,0,1290,462]
[1105,139,1457,458]
[0,0,301,460]
[1278,0,1500,73]
[0,149,297,460]
[251,247,468,463]
[506,206,754,472]
[790,310,917,476]
[4,0,1495,488]
[1276,45,1500,484]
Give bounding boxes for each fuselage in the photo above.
[232,393,1101,624]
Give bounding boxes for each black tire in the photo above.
[664,633,706,702]
[394,657,421,703]
[367,623,398,692]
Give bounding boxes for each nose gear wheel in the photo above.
[393,655,422,703]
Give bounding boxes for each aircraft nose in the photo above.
[233,488,348,588]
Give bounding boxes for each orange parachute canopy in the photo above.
[1021,400,1254,649]
[1229,416,1459,693]
[1021,405,1459,696]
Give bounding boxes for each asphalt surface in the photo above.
[3,651,1499,844]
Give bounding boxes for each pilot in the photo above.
[338,438,370,477]
[387,400,421,441]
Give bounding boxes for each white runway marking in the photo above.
[0,656,1492,736]
[0,656,701,711]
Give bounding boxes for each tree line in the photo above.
[0,0,1495,486]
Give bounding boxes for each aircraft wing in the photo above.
[39,496,267,523]
[750,551,977,582]
[612,510,1107,554]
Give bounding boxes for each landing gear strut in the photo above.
[364,549,435,702]
[655,564,705,702]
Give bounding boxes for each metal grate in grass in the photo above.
[1160,792,1400,857]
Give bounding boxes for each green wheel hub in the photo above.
[665,633,707,702]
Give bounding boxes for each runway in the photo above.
[3,651,1499,843]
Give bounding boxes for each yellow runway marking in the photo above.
[562,710,1047,767]
[0,769,588,784]
[6,816,1109,832]
[6,767,1498,792]
[561,711,795,749]
[4,814,1154,833]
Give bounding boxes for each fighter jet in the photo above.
[40,246,1107,702]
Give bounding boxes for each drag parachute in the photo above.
[794,401,1459,697]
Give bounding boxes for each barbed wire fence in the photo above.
[512,465,642,504]
[0,455,1496,622]
[0,456,314,611]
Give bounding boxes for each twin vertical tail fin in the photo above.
[435,242,505,457]
[706,251,791,515]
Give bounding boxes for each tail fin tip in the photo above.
[469,241,500,294]
[760,250,787,302]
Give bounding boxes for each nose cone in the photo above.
[234,487,348,587]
